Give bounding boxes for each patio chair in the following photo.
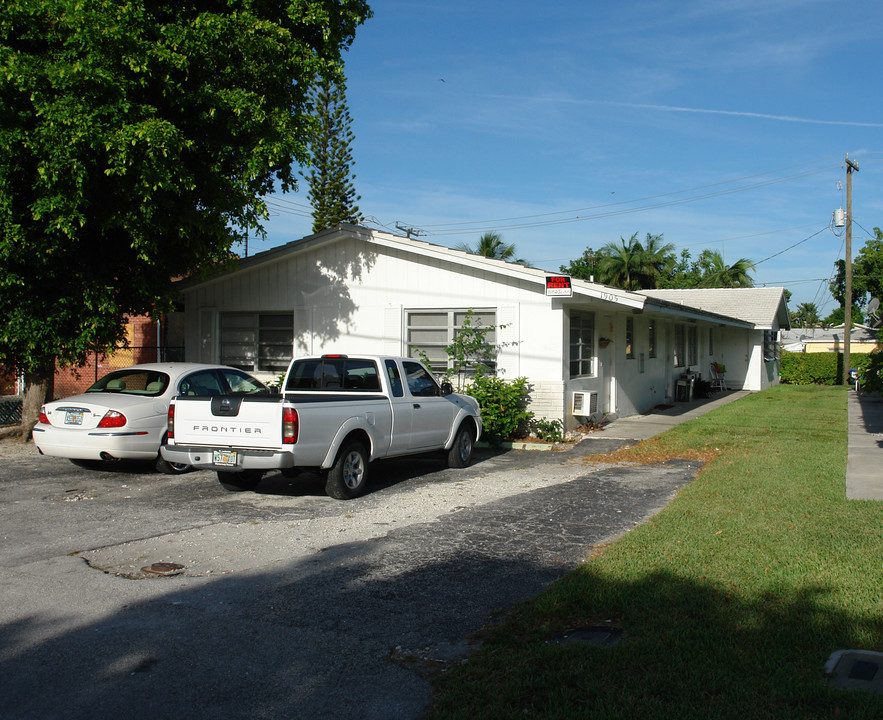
[710,362,727,392]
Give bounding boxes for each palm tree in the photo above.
[457,232,528,264]
[596,233,656,291]
[791,302,821,328]
[640,232,676,287]
[698,250,755,288]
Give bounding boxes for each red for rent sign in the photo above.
[545,275,572,297]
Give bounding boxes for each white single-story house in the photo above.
[171,224,790,428]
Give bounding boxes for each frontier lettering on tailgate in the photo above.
[192,425,262,434]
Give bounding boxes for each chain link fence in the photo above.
[0,396,22,426]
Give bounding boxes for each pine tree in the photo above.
[304,71,362,233]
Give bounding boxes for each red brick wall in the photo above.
[0,316,161,399]
[0,370,18,396]
[53,316,160,398]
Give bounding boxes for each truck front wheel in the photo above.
[217,470,263,492]
[447,423,475,468]
[325,441,368,500]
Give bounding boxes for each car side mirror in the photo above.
[440,381,454,396]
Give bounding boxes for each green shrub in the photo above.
[465,375,533,442]
[530,417,564,442]
[858,349,883,394]
[780,350,870,385]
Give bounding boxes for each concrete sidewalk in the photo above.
[584,390,751,443]
[846,391,883,500]
[585,387,882,502]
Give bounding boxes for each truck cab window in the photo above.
[385,360,404,397]
[402,361,439,397]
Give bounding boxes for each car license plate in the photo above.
[64,410,84,426]
[212,449,238,466]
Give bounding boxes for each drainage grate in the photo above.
[551,625,625,647]
[141,562,185,577]
[826,650,883,693]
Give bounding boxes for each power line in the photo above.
[416,165,838,238]
[754,227,828,265]
[417,157,842,230]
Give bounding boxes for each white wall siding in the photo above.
[183,237,568,384]
[529,381,566,423]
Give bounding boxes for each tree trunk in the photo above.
[20,363,54,441]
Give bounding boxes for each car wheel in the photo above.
[156,435,191,474]
[70,458,103,470]
[446,423,475,469]
[325,441,368,500]
[217,470,263,492]
[155,455,191,475]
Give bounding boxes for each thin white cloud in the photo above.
[489,94,883,128]
[609,101,883,128]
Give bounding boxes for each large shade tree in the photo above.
[559,246,600,281]
[0,0,371,437]
[853,227,883,312]
[828,258,865,323]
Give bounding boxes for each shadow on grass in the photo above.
[429,566,883,719]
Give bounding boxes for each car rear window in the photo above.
[286,358,381,392]
[87,370,170,396]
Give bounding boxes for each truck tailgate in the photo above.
[171,396,285,449]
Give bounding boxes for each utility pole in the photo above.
[395,222,423,239]
[844,154,859,386]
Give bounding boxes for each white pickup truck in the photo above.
[161,355,482,499]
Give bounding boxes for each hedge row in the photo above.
[779,350,871,385]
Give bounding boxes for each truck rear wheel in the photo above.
[446,423,475,468]
[217,470,263,492]
[325,441,368,500]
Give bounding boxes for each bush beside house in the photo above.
[858,351,883,394]
[779,350,870,385]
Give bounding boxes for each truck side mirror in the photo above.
[440,382,454,396]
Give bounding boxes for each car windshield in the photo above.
[86,370,170,396]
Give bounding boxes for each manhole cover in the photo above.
[551,625,625,647]
[141,562,185,577]
[826,650,883,693]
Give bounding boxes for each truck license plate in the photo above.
[212,449,238,466]
[64,410,84,425]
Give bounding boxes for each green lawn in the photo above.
[428,385,883,719]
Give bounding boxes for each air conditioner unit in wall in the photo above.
[572,391,599,417]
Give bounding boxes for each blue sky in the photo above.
[260,0,883,318]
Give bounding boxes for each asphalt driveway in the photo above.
[0,439,701,720]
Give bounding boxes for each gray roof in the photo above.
[638,288,790,329]
[780,324,879,345]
